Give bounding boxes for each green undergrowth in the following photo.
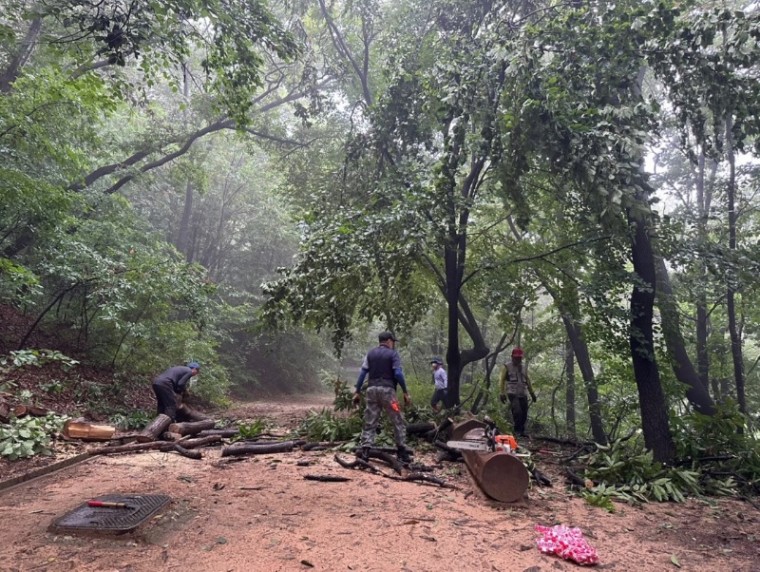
[579,407,760,511]
[0,414,68,460]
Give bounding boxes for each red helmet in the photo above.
[511,347,524,358]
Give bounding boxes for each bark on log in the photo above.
[167,419,216,436]
[196,428,240,438]
[460,449,529,503]
[220,440,303,457]
[136,414,172,443]
[161,432,184,441]
[0,400,10,423]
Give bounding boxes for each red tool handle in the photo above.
[87,500,130,508]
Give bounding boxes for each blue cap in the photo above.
[187,361,201,370]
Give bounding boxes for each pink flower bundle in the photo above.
[535,524,599,566]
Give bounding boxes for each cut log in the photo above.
[167,419,216,436]
[220,440,303,457]
[12,404,49,418]
[161,431,184,441]
[136,414,172,443]
[62,420,116,441]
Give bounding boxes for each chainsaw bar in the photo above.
[446,440,491,451]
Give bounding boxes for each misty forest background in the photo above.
[2,0,760,469]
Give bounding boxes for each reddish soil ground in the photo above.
[1,395,759,572]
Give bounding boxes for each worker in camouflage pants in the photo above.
[353,331,412,463]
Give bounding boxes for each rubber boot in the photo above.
[397,446,412,464]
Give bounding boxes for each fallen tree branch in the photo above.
[333,454,455,489]
[303,474,351,482]
[196,428,240,438]
[220,440,305,457]
[181,435,223,449]
[173,444,202,460]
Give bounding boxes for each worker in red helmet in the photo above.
[499,347,537,437]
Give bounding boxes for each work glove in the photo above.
[352,392,361,406]
[531,392,537,403]
[499,393,507,404]
[403,393,411,406]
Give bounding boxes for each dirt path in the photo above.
[0,395,758,572]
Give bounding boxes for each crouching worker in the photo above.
[352,332,413,464]
[152,361,200,422]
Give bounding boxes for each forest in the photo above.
[1,0,760,501]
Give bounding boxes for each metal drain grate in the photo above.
[49,493,171,535]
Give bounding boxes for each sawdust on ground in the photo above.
[0,394,759,572]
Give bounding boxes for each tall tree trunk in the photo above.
[177,181,194,260]
[444,242,462,406]
[0,18,42,93]
[560,315,607,445]
[539,276,607,444]
[654,255,715,415]
[725,114,745,414]
[628,200,675,463]
[565,336,576,439]
[695,148,716,394]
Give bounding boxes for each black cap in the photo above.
[378,331,397,342]
[430,357,443,365]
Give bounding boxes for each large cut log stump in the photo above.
[461,450,529,502]
[450,418,487,440]
[136,414,172,443]
[168,419,216,436]
[453,420,529,503]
